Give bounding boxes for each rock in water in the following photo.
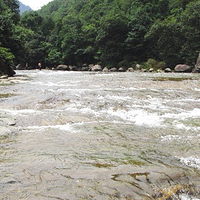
[174,64,192,73]
[56,65,69,71]
[110,67,117,72]
[127,67,134,72]
[164,68,172,73]
[91,65,102,71]
[103,67,109,72]
[118,67,125,72]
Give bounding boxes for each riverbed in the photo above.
[0,70,200,199]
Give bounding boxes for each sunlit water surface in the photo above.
[0,70,200,199]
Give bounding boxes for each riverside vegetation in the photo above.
[1,0,200,75]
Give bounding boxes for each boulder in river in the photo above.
[81,64,89,71]
[103,67,109,72]
[174,64,192,73]
[141,68,147,72]
[56,65,69,71]
[91,65,102,71]
[136,64,141,70]
[127,67,134,72]
[149,68,154,72]
[69,65,81,71]
[118,67,125,72]
[193,53,200,73]
[110,67,118,72]
[164,68,172,73]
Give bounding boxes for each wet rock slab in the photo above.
[0,113,16,136]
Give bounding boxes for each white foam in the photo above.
[106,108,163,127]
[30,81,66,87]
[194,88,200,92]
[178,156,200,170]
[164,108,200,119]
[65,103,164,127]
[26,123,76,132]
[173,121,200,131]
[0,109,42,116]
[103,95,132,101]
[174,122,191,130]
[180,194,200,200]
[161,135,181,142]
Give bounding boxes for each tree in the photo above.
[0,46,15,73]
[97,12,129,67]
[0,0,21,74]
[125,1,153,62]
[145,16,185,67]
[11,0,200,69]
[180,1,200,65]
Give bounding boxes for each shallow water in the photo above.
[0,70,200,199]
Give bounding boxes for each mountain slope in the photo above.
[20,0,200,68]
[19,1,32,15]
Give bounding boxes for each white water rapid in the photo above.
[0,70,200,199]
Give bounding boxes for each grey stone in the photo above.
[174,64,192,73]
[56,65,69,70]
[164,68,172,73]
[91,65,102,71]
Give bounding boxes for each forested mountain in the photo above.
[1,0,200,74]
[19,1,32,15]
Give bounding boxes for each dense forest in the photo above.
[1,0,200,74]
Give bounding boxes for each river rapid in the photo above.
[0,70,200,199]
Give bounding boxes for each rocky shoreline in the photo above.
[13,53,200,73]
[15,63,200,73]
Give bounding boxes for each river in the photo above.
[0,70,200,199]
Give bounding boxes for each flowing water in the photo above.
[0,70,200,199]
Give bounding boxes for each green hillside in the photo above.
[1,0,200,73]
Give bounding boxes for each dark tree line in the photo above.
[1,0,200,74]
